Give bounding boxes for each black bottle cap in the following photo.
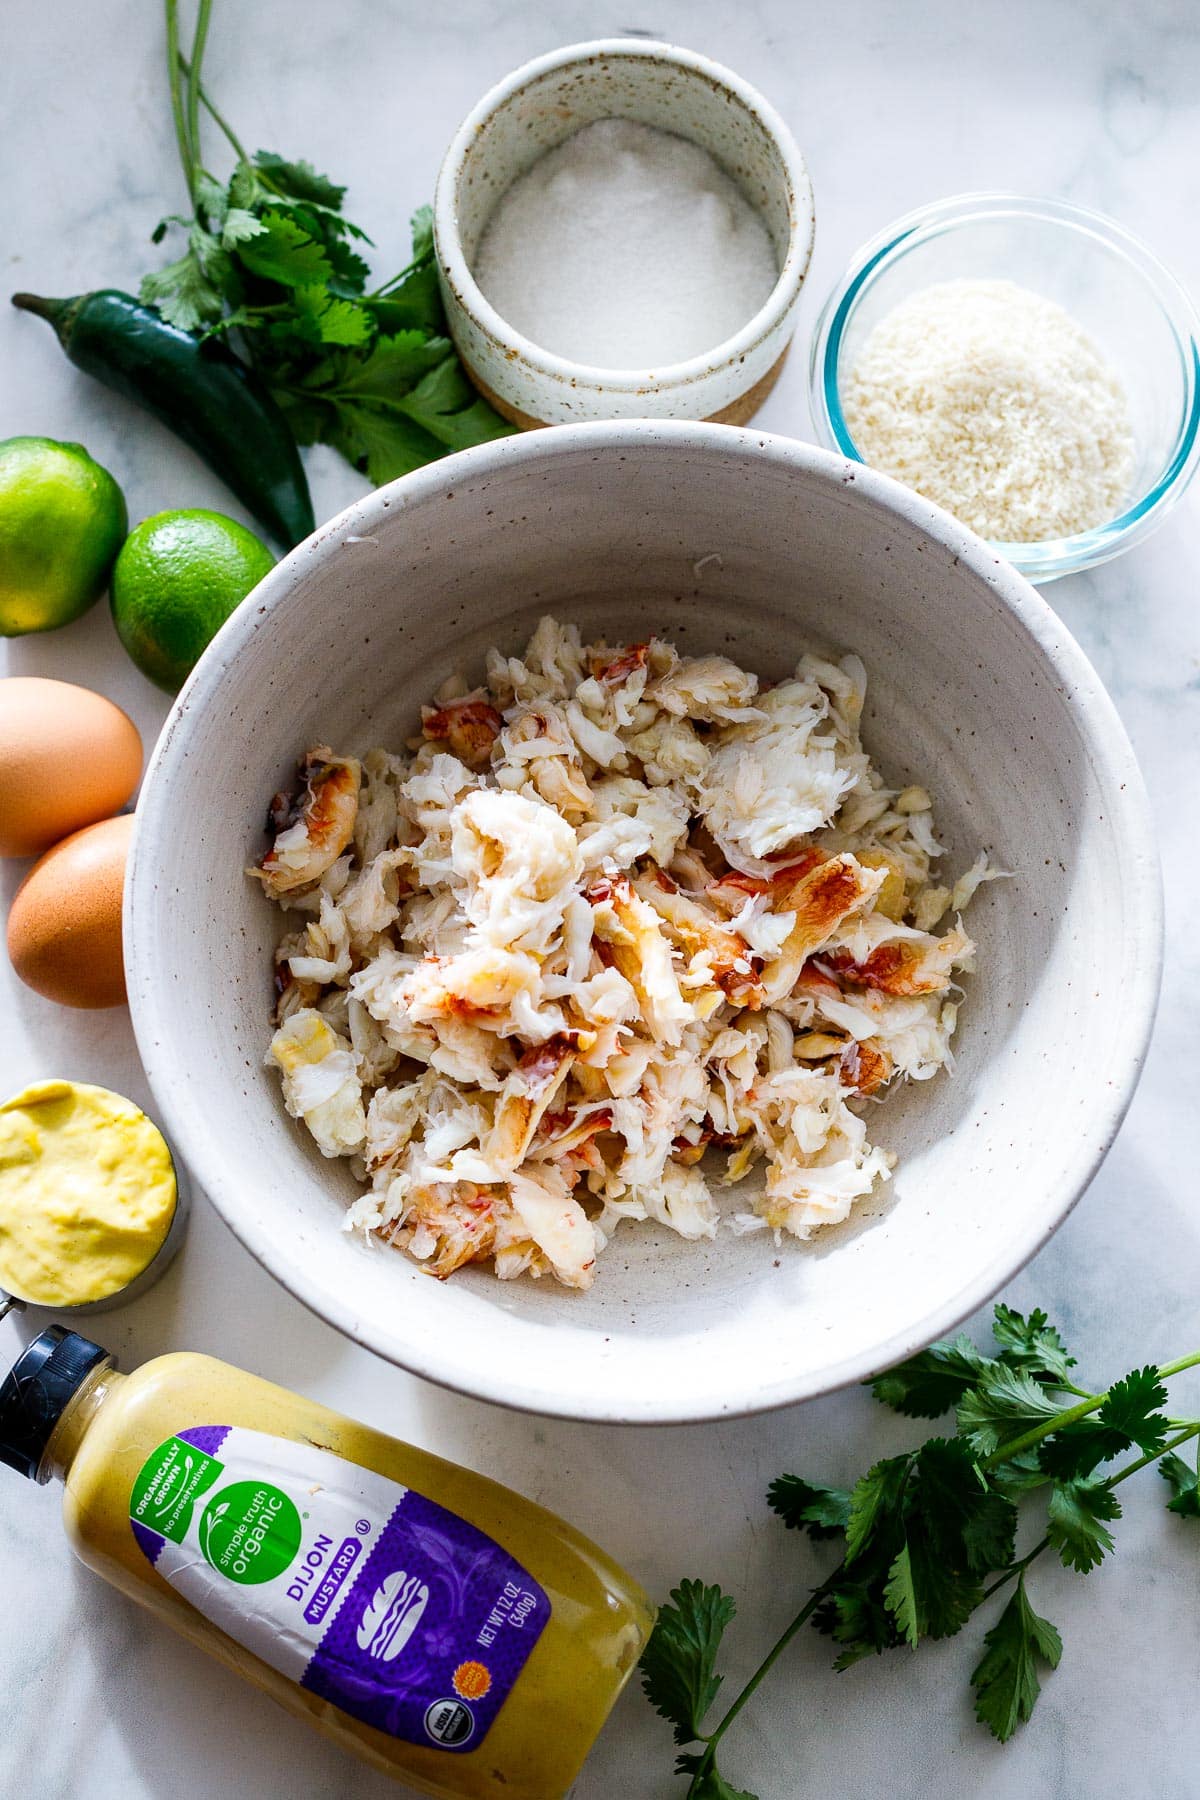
[0,1325,112,1481]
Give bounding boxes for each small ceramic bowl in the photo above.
[0,1131,189,1322]
[810,193,1200,583]
[433,39,814,426]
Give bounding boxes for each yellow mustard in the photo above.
[0,1081,176,1305]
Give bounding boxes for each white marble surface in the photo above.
[3,2,1200,1796]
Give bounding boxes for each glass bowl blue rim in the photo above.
[810,192,1200,582]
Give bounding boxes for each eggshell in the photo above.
[0,676,142,857]
[6,813,132,1008]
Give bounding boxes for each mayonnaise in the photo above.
[0,1329,654,1798]
[0,1081,177,1305]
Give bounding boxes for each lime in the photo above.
[0,436,128,636]
[110,509,276,692]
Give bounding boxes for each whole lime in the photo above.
[111,509,276,692]
[0,436,128,636]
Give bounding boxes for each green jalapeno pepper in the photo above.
[11,289,315,550]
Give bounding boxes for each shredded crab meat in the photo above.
[253,748,361,898]
[421,693,504,770]
[258,617,998,1289]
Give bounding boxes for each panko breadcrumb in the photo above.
[252,617,998,1291]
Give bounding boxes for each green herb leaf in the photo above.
[282,283,373,348]
[366,266,444,336]
[150,211,191,244]
[880,1530,980,1646]
[971,1576,1063,1742]
[815,1580,899,1666]
[221,206,266,249]
[884,1542,919,1647]
[1039,1369,1170,1480]
[907,1523,983,1638]
[189,221,231,276]
[410,203,434,261]
[320,233,372,296]
[393,353,514,452]
[1097,1368,1170,1455]
[1046,1478,1122,1572]
[844,1456,910,1563]
[869,1336,991,1418]
[228,160,267,211]
[253,150,346,210]
[956,1366,1067,1457]
[336,330,457,400]
[913,1438,1017,1575]
[325,402,443,484]
[194,170,229,230]
[868,1441,1014,1646]
[640,1580,736,1746]
[988,1448,1050,1498]
[675,1751,759,1800]
[140,248,225,332]
[1037,1422,1128,1480]
[273,389,337,448]
[238,209,333,288]
[767,1475,852,1541]
[990,1305,1076,1383]
[1160,1450,1200,1519]
[363,203,443,332]
[254,191,373,250]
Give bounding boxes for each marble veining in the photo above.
[3,2,1199,1796]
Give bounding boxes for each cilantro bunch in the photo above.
[145,0,512,482]
[641,1305,1200,1797]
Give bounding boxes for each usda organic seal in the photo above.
[425,1698,474,1746]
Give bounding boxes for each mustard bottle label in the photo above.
[128,1426,549,1750]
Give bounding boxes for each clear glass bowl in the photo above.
[809,193,1200,582]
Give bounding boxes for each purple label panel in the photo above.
[301,1490,550,1751]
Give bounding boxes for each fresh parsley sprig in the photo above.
[639,1306,1200,1798]
[145,0,512,482]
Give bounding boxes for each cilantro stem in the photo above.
[700,1580,836,1764]
[164,0,195,200]
[368,272,419,301]
[1106,1422,1200,1488]
[176,53,249,165]
[185,0,213,184]
[226,303,290,319]
[367,244,434,301]
[980,1421,1200,1603]
[982,1394,1107,1469]
[983,1352,1200,1470]
[980,1538,1051,1602]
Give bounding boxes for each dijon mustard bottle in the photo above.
[0,1327,654,1798]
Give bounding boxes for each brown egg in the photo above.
[0,677,142,858]
[7,813,132,1008]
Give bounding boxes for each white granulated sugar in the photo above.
[843,278,1134,542]
[472,118,779,369]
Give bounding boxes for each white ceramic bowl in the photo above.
[434,40,814,426]
[126,424,1162,1424]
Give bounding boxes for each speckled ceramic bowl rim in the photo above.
[126,423,1163,1422]
[433,39,816,392]
[810,192,1200,583]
